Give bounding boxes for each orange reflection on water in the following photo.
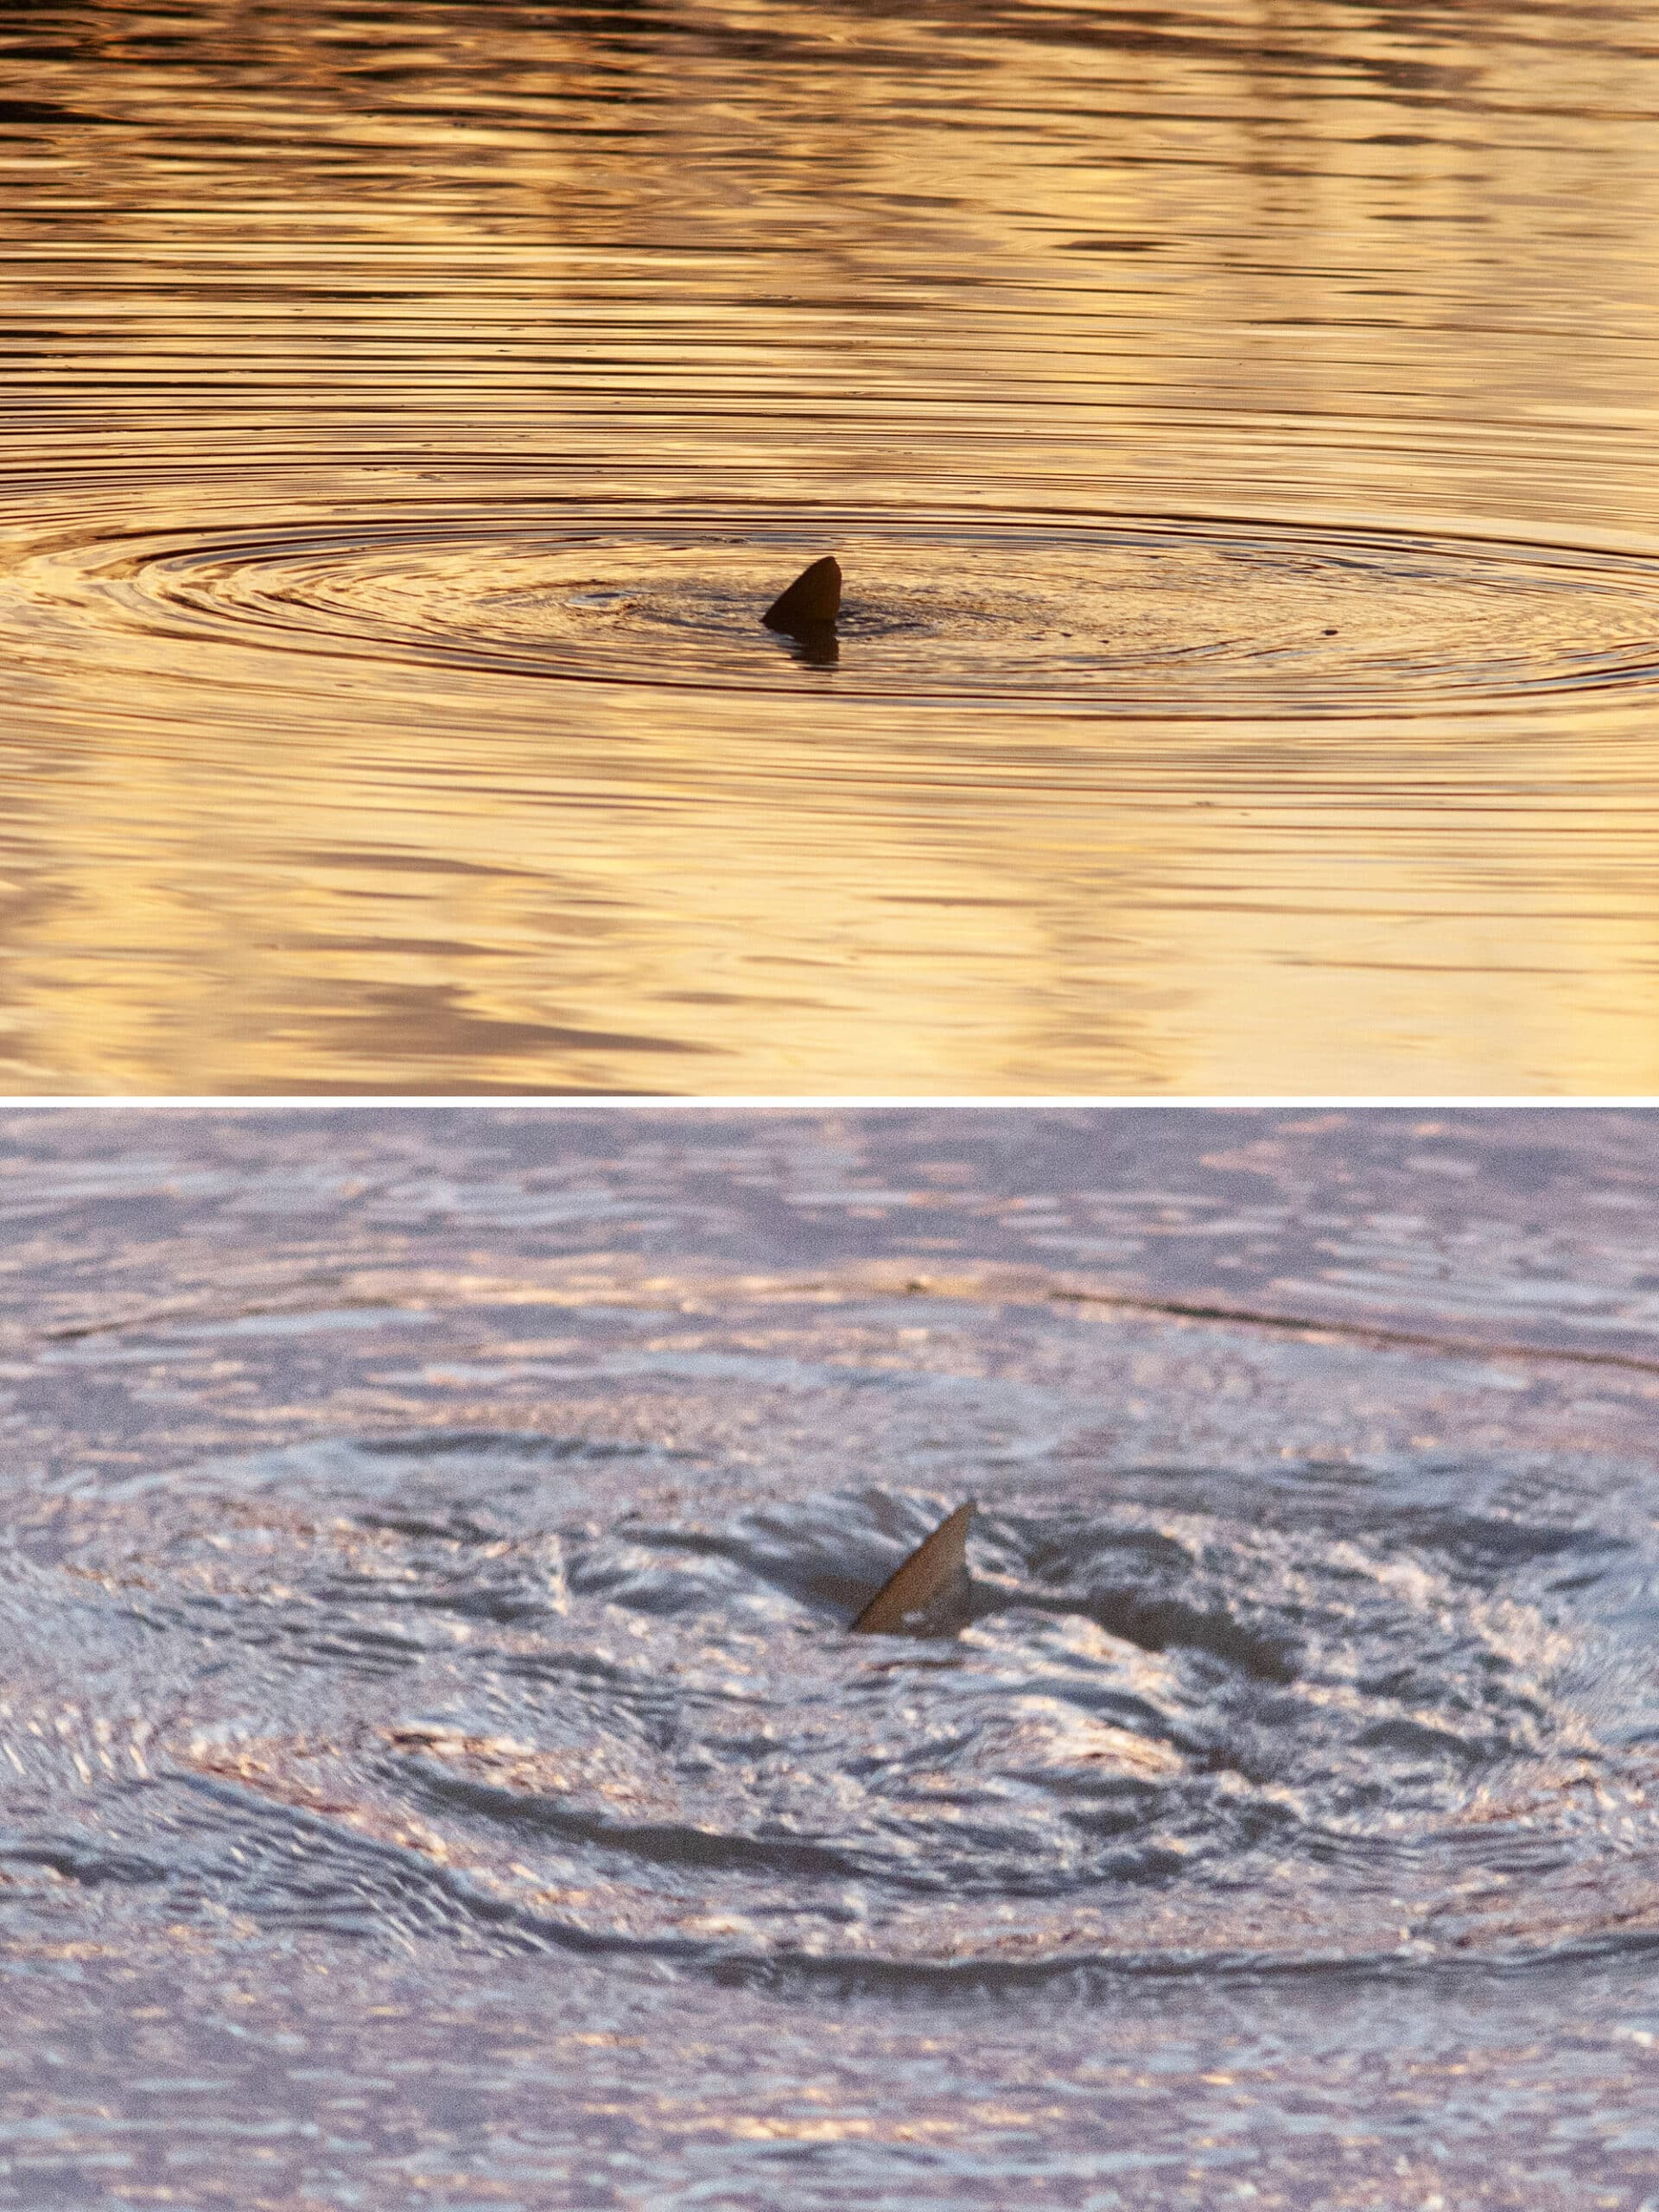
[3,0,1659,1091]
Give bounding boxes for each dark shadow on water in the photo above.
[762,615,839,667]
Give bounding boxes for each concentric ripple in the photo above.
[22,1442,1656,1987]
[33,504,1659,717]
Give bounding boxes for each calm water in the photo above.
[4,3,1659,1090]
[3,1107,1658,2202]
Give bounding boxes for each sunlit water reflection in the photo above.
[4,1,1659,1090]
[3,1108,1658,2200]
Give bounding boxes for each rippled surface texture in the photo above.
[3,1106,1659,2202]
[6,3,1659,1090]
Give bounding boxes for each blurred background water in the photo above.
[4,1,1659,1090]
[2,1106,1657,2202]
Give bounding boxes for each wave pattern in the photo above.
[7,1437,1655,1986]
[6,1114,1659,2200]
[19,506,1659,719]
[5,0,1659,1087]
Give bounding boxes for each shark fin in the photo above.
[763,555,842,631]
[850,1501,976,1636]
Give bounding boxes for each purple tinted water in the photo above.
[1,1108,1656,2205]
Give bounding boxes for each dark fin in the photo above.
[763,555,842,631]
[850,1502,976,1637]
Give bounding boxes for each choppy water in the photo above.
[6,2,1659,1091]
[3,1107,1659,2202]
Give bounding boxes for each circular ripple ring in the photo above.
[16,504,1659,719]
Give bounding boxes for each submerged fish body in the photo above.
[763,554,842,632]
[850,1501,976,1636]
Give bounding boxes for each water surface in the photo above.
[4,3,1659,1089]
[2,1107,1658,2202]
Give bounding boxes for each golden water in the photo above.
[3,0,1659,1092]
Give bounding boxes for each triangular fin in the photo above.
[849,1502,976,1636]
[763,555,842,631]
